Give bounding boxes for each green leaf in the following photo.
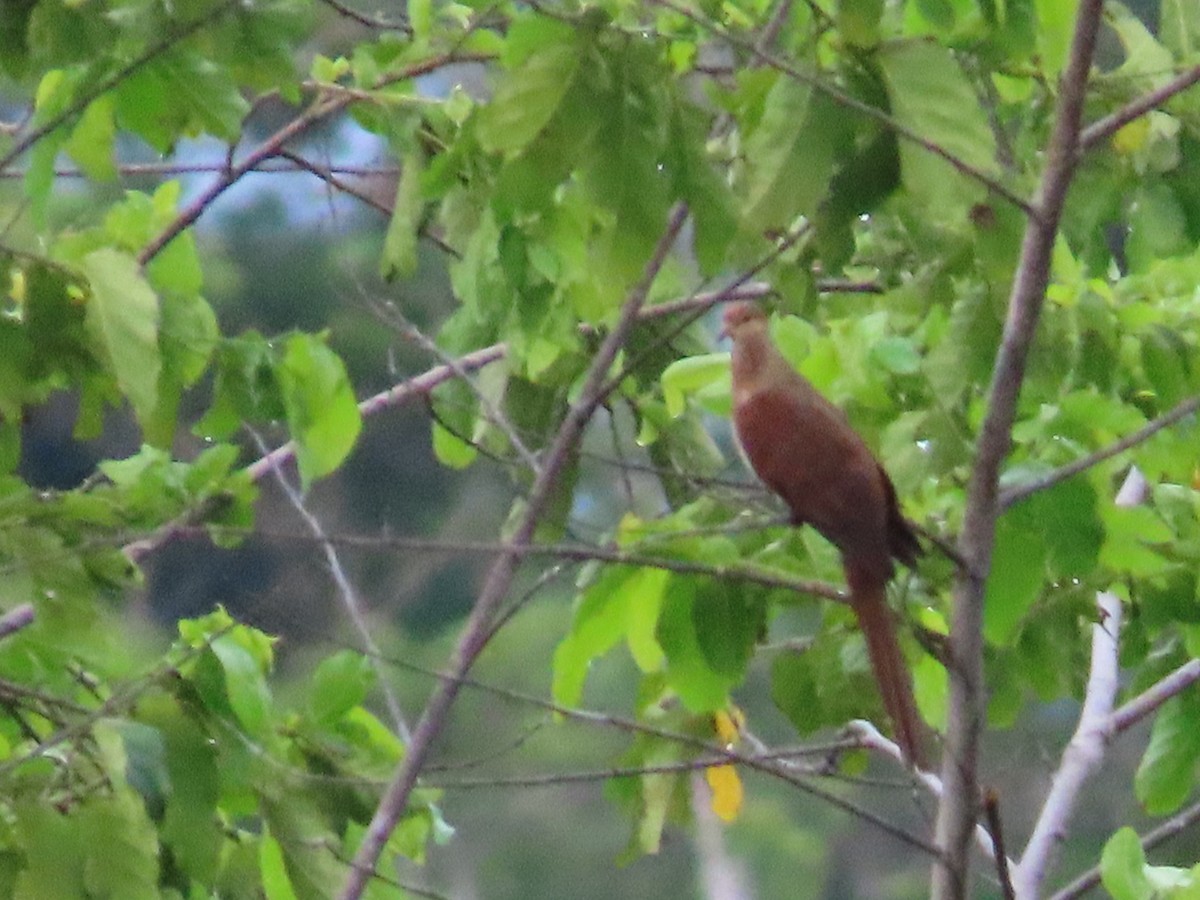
[262,796,343,900]
[137,692,222,884]
[1101,827,1154,900]
[380,148,424,280]
[740,76,838,232]
[878,40,998,214]
[657,580,733,713]
[771,651,821,734]
[64,94,117,181]
[13,803,88,900]
[1162,0,1200,59]
[477,21,582,155]
[261,829,300,900]
[309,650,376,725]
[691,583,760,678]
[276,333,363,487]
[431,420,478,469]
[983,514,1048,645]
[211,634,273,737]
[870,336,922,375]
[1100,505,1174,578]
[1135,691,1200,815]
[80,248,161,424]
[660,353,730,417]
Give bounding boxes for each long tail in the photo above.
[846,565,928,769]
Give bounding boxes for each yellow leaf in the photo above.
[712,707,745,745]
[1112,118,1150,156]
[705,765,743,822]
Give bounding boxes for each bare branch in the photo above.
[934,3,1105,894]
[1110,658,1200,735]
[999,395,1200,511]
[337,203,690,900]
[1080,64,1200,152]
[0,604,34,642]
[137,52,484,266]
[1011,589,1122,897]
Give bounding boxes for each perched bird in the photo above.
[722,302,927,768]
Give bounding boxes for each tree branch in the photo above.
[1011,589,1122,898]
[336,203,690,900]
[137,52,484,266]
[999,395,1200,511]
[933,3,1105,895]
[1079,63,1200,152]
[1110,658,1200,735]
[0,0,239,176]
[250,430,412,742]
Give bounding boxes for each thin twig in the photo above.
[376,304,541,473]
[0,604,34,642]
[1079,63,1200,151]
[137,53,483,266]
[199,525,850,603]
[337,204,690,900]
[845,720,1003,863]
[375,650,941,857]
[999,395,1200,511]
[0,0,240,175]
[933,3,1104,895]
[250,429,411,742]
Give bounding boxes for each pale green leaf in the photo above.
[380,149,424,280]
[1135,692,1200,814]
[660,353,730,417]
[1101,827,1153,900]
[878,41,998,214]
[65,94,117,181]
[477,31,581,155]
[81,248,161,424]
[211,634,273,737]
[276,333,363,487]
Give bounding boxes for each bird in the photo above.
[721,301,928,768]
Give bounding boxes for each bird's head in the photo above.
[719,302,768,340]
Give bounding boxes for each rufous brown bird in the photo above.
[722,302,928,768]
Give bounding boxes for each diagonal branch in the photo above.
[933,2,1105,896]
[999,395,1200,511]
[1049,798,1200,900]
[250,430,412,742]
[137,52,488,267]
[1079,64,1200,152]
[336,203,690,900]
[0,0,240,175]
